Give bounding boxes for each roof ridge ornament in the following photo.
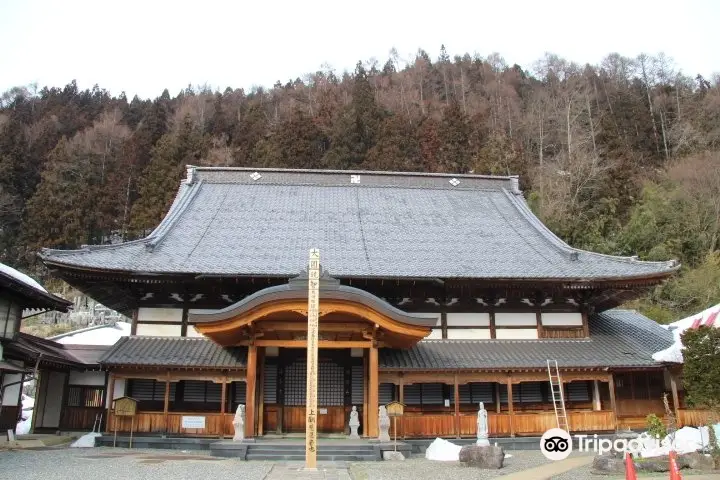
[288,265,340,290]
[186,165,196,184]
[250,171,262,181]
[449,178,460,187]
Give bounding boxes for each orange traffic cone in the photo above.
[669,450,683,480]
[625,451,638,480]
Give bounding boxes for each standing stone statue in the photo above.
[476,402,489,446]
[378,405,391,442]
[348,405,360,439]
[232,404,245,442]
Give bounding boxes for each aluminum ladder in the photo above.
[547,359,569,432]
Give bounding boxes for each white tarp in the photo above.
[638,425,720,458]
[653,303,720,363]
[70,432,102,448]
[424,437,512,461]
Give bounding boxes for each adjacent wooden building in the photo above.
[38,167,698,439]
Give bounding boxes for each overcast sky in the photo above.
[1,0,718,99]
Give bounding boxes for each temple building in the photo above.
[35,167,701,440]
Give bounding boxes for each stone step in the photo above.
[248,445,375,452]
[245,453,377,461]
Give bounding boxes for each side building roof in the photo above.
[40,167,678,282]
[0,262,72,311]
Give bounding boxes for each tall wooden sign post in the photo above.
[305,248,320,469]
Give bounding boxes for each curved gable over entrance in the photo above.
[191,271,435,348]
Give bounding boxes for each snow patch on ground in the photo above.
[16,416,32,435]
[0,262,47,293]
[70,432,102,448]
[424,438,512,461]
[654,303,720,363]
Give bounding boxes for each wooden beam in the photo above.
[259,321,369,332]
[507,376,515,437]
[238,340,372,349]
[163,377,170,434]
[219,379,227,439]
[368,345,379,438]
[106,373,115,434]
[245,345,257,438]
[669,369,680,421]
[454,374,460,439]
[608,374,618,428]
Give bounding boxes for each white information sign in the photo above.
[181,416,206,429]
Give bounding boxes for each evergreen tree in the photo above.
[438,100,471,172]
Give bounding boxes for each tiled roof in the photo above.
[98,310,671,371]
[40,167,678,281]
[379,309,673,370]
[100,336,247,368]
[1,262,72,311]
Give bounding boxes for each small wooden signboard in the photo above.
[385,401,405,451]
[112,396,138,448]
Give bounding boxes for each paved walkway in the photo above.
[264,462,352,480]
[500,454,594,480]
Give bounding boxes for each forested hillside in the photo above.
[1,48,718,322]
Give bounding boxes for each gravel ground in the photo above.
[0,447,274,480]
[549,461,720,479]
[349,450,554,480]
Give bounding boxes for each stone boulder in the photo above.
[683,451,715,471]
[458,445,504,469]
[591,455,626,475]
[382,451,405,461]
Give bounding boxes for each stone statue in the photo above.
[476,402,489,446]
[348,405,360,438]
[232,404,245,442]
[378,405,391,442]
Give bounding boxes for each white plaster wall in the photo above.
[495,312,537,326]
[137,307,183,322]
[40,371,66,428]
[107,378,126,407]
[1,373,22,406]
[541,312,583,326]
[186,326,204,337]
[447,329,492,339]
[68,370,105,386]
[495,328,539,339]
[418,313,442,327]
[136,323,182,336]
[446,313,490,326]
[425,329,443,339]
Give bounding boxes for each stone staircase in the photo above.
[211,441,380,461]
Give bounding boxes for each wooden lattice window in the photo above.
[284,360,345,406]
[66,386,105,408]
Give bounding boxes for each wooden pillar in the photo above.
[257,349,265,437]
[368,344,379,438]
[130,309,138,336]
[163,377,170,434]
[245,345,257,438]
[489,309,496,339]
[219,379,227,439]
[608,374,618,429]
[507,376,515,437]
[592,380,601,411]
[669,370,681,422]
[536,308,544,338]
[106,374,115,434]
[399,375,405,439]
[362,350,368,437]
[494,383,501,413]
[454,374,460,439]
[581,309,590,338]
